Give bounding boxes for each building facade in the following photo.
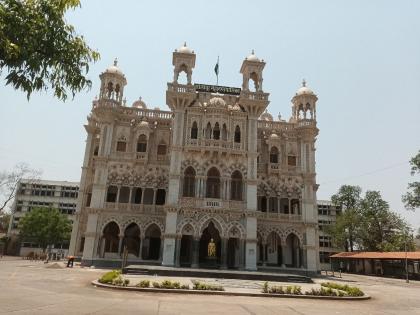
[69,44,320,273]
[317,200,343,270]
[7,179,79,256]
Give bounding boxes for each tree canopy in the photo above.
[19,207,72,252]
[402,150,420,210]
[0,0,100,100]
[327,185,415,252]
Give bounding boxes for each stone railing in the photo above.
[240,91,269,101]
[257,120,295,131]
[259,212,302,221]
[167,83,196,93]
[297,119,316,127]
[185,139,244,152]
[104,202,164,214]
[179,198,246,210]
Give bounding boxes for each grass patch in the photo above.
[321,282,364,297]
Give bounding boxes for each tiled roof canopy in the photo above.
[330,252,420,260]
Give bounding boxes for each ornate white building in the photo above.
[69,44,320,273]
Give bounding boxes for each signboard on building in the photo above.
[194,84,241,95]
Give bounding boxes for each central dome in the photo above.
[246,49,260,62]
[105,58,124,76]
[208,96,226,108]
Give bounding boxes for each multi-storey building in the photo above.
[7,179,79,256]
[317,200,343,270]
[69,44,320,273]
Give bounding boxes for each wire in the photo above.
[319,161,409,185]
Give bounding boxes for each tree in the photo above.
[19,207,72,253]
[0,0,100,101]
[0,163,40,212]
[328,185,415,252]
[330,185,362,251]
[0,212,10,233]
[358,191,414,252]
[402,150,420,210]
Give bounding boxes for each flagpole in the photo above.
[216,56,219,85]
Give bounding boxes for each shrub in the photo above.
[291,285,302,295]
[111,275,129,287]
[152,281,161,288]
[262,282,269,293]
[180,284,190,290]
[136,280,150,288]
[269,286,284,294]
[160,280,181,289]
[321,282,364,297]
[192,280,224,291]
[98,270,121,284]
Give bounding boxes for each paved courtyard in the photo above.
[0,257,419,314]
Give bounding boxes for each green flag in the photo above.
[214,56,219,76]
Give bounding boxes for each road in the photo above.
[0,258,419,314]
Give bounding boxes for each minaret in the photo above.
[163,43,197,266]
[291,79,319,273]
[98,58,127,104]
[239,50,270,270]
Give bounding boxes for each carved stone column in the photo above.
[191,236,200,268]
[220,238,227,269]
[175,236,181,267]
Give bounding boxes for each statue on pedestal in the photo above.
[207,238,216,257]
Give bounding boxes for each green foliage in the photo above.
[149,280,189,290]
[19,207,72,252]
[192,280,224,291]
[402,150,420,210]
[262,281,268,293]
[305,287,338,297]
[136,280,150,288]
[264,284,302,295]
[111,275,129,287]
[329,186,415,252]
[98,270,121,284]
[321,282,364,297]
[0,0,100,100]
[0,212,10,233]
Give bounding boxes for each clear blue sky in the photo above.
[1,0,419,229]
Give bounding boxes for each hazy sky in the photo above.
[1,1,419,229]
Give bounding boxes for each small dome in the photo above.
[178,42,193,54]
[270,133,279,139]
[246,49,260,62]
[231,103,241,111]
[139,120,149,127]
[153,107,160,111]
[208,96,226,108]
[105,58,124,76]
[132,97,147,109]
[296,79,315,96]
[260,111,273,121]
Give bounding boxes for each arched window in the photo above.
[213,122,220,140]
[191,121,198,139]
[106,186,118,203]
[93,146,99,156]
[103,222,119,253]
[137,134,147,152]
[270,146,279,163]
[116,136,127,152]
[206,167,220,199]
[230,171,243,201]
[222,124,227,141]
[205,122,212,139]
[234,125,241,143]
[107,82,113,98]
[157,142,167,156]
[183,167,196,197]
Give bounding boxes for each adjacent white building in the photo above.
[317,199,343,270]
[69,44,321,274]
[7,179,79,256]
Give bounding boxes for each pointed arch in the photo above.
[206,167,220,198]
[230,170,243,201]
[234,125,241,143]
[183,166,196,197]
[191,121,198,139]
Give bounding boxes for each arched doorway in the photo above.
[266,231,282,266]
[123,223,140,257]
[179,224,194,267]
[102,222,119,257]
[142,224,161,260]
[285,233,302,268]
[199,221,221,267]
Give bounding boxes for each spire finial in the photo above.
[184,41,187,47]
[251,49,255,55]
[114,58,118,66]
[302,78,306,87]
